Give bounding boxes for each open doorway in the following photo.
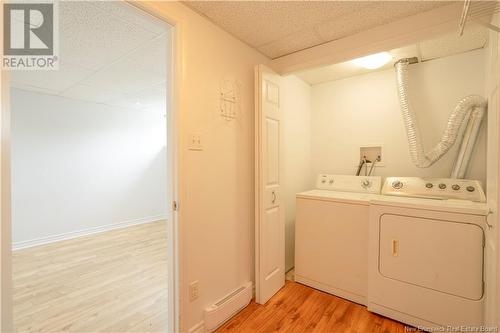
[251,24,492,332]
[7,1,176,332]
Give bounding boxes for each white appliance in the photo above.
[368,177,488,330]
[295,174,382,305]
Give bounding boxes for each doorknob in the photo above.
[272,191,277,204]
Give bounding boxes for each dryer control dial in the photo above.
[382,177,486,202]
[392,180,403,190]
[361,179,371,189]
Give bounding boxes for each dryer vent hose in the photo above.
[395,58,487,178]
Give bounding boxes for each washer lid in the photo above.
[296,189,381,205]
[371,195,489,215]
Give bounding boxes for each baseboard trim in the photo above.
[189,321,205,333]
[12,214,167,251]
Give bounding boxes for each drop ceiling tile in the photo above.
[88,1,171,35]
[10,82,59,96]
[59,1,158,70]
[106,89,166,111]
[419,24,488,61]
[185,1,364,47]
[117,34,170,76]
[316,2,449,43]
[81,58,166,95]
[258,28,323,59]
[60,84,125,104]
[185,1,449,58]
[10,61,93,92]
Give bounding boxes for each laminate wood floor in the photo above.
[13,221,168,333]
[216,281,409,333]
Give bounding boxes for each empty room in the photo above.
[7,2,173,332]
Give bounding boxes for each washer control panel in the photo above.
[316,174,382,194]
[382,177,486,202]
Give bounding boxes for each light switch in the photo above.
[188,134,203,151]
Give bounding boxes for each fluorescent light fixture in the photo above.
[350,52,393,69]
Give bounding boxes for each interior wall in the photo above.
[282,75,312,272]
[310,49,487,185]
[10,89,168,248]
[141,2,271,331]
[484,13,500,328]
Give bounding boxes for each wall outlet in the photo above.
[189,280,199,301]
[188,134,203,151]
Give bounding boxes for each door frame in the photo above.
[0,1,184,332]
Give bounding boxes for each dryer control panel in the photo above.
[382,177,486,202]
[316,174,382,194]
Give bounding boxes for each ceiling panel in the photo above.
[419,24,488,61]
[11,1,170,112]
[185,1,364,47]
[258,28,323,59]
[316,2,448,42]
[117,33,170,76]
[81,58,166,95]
[59,1,159,70]
[11,61,93,92]
[88,1,171,35]
[60,84,125,104]
[183,1,451,59]
[295,24,488,85]
[106,88,166,111]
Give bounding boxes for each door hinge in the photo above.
[173,200,179,211]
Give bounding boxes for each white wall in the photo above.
[11,88,168,247]
[484,13,500,328]
[282,75,312,272]
[311,49,487,185]
[140,3,271,331]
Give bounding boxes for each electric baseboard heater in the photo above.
[204,281,253,332]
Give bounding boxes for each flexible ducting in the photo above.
[395,58,487,177]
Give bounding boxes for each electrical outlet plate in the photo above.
[189,280,199,301]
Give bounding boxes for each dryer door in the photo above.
[379,214,484,300]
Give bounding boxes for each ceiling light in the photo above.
[350,52,393,69]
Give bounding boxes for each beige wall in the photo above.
[484,13,500,328]
[310,49,487,185]
[282,75,312,272]
[142,2,270,331]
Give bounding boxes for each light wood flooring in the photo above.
[13,221,168,333]
[216,281,409,333]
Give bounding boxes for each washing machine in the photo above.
[368,177,488,330]
[295,174,382,305]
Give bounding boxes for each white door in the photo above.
[255,64,285,304]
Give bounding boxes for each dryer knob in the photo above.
[438,183,447,189]
[452,184,460,191]
[392,180,403,190]
[425,183,433,189]
[361,180,371,188]
[466,186,475,192]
